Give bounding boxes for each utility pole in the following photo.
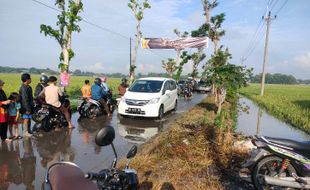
[260,11,275,96]
[129,37,132,77]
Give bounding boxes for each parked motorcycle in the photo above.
[33,96,71,132]
[78,91,116,119]
[41,126,139,190]
[243,135,310,189]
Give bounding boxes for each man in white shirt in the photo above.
[41,76,74,129]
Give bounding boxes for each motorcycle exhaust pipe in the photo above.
[264,176,310,189]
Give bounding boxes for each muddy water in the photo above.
[0,93,206,190]
[236,97,310,141]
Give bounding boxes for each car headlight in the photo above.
[148,98,160,104]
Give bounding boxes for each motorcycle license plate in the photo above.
[128,108,141,113]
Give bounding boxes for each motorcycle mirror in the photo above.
[126,145,138,159]
[95,126,115,147]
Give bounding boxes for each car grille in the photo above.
[125,99,149,106]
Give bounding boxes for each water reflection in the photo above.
[0,139,35,190]
[255,108,263,136]
[237,97,310,141]
[33,129,74,169]
[77,116,111,154]
[117,117,163,144]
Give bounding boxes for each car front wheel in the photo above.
[158,105,164,119]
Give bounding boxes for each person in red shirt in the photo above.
[0,80,12,142]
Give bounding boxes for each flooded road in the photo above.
[236,97,310,141]
[0,93,206,190]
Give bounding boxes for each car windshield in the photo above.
[128,80,163,93]
[178,80,185,85]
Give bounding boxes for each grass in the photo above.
[118,96,248,190]
[240,83,310,133]
[0,73,121,110]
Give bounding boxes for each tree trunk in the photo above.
[130,22,141,84]
[214,39,219,54]
[216,87,226,114]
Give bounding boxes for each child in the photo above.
[8,92,22,139]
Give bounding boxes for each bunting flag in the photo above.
[141,37,208,49]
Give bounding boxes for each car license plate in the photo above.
[128,108,141,113]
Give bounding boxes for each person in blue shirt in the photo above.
[91,78,111,117]
[7,92,22,139]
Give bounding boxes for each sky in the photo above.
[0,0,309,79]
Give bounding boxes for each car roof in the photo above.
[137,77,173,82]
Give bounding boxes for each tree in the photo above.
[128,0,151,84]
[40,0,83,86]
[190,52,206,79]
[175,51,192,81]
[201,0,218,23]
[162,58,177,78]
[206,48,252,114]
[173,29,189,67]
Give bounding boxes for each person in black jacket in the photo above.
[34,75,48,105]
[19,73,34,137]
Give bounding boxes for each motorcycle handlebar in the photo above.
[85,172,107,181]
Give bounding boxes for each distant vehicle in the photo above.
[118,77,178,119]
[177,79,186,95]
[194,80,211,93]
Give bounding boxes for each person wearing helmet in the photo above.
[100,77,109,93]
[91,78,111,117]
[118,78,128,96]
[34,75,49,104]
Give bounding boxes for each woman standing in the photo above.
[0,80,12,142]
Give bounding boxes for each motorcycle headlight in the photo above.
[148,98,160,104]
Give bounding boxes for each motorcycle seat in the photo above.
[264,136,310,158]
[49,164,98,190]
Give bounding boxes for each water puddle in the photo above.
[236,97,310,141]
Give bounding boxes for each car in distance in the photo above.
[118,77,178,119]
[194,80,211,93]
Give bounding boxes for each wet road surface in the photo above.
[0,93,206,190]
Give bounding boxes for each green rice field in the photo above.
[240,83,310,133]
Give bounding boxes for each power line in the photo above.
[270,0,279,11]
[275,0,288,16]
[243,28,266,60]
[30,0,170,60]
[241,20,264,60]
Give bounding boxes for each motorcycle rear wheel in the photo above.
[87,105,101,119]
[252,156,297,190]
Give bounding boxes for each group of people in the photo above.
[0,73,74,143]
[80,77,129,117]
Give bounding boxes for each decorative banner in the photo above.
[141,37,208,49]
[60,71,70,87]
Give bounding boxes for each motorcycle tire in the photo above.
[41,116,53,132]
[33,108,43,123]
[252,155,297,190]
[87,104,100,119]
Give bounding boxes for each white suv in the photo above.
[118,77,178,119]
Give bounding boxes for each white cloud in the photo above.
[82,62,105,72]
[293,52,310,70]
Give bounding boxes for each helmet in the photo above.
[40,75,49,84]
[101,77,107,83]
[121,78,127,83]
[94,78,102,85]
